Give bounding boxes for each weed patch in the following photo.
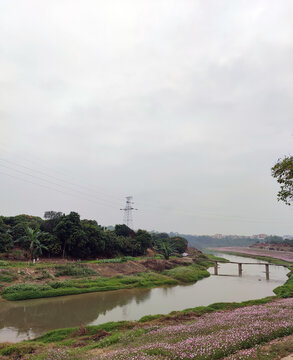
[163,264,210,283]
[54,263,98,277]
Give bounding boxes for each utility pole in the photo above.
[120,196,137,228]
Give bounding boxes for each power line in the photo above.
[0,169,117,209]
[0,157,121,206]
[1,144,292,226]
[0,144,121,203]
[0,162,119,208]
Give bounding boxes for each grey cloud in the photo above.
[1,0,293,234]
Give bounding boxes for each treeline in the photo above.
[173,234,257,249]
[0,212,187,260]
[262,236,292,245]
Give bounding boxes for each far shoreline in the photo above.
[207,246,293,263]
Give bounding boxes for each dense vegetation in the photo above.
[0,212,187,260]
[260,235,293,245]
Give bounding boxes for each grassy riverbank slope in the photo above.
[1,251,292,359]
[0,297,293,360]
[0,254,216,301]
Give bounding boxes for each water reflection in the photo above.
[0,288,151,341]
[0,253,289,342]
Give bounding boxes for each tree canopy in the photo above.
[0,212,189,260]
[272,155,293,205]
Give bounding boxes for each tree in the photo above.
[135,229,152,254]
[11,223,28,246]
[155,238,178,260]
[44,211,64,220]
[0,233,13,253]
[42,211,64,233]
[54,212,81,258]
[81,222,105,258]
[18,227,48,261]
[169,236,188,254]
[38,232,61,257]
[115,224,135,238]
[272,156,293,205]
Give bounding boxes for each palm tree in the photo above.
[155,238,178,260]
[17,227,48,261]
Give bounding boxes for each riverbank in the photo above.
[1,251,292,359]
[0,254,218,301]
[1,297,292,359]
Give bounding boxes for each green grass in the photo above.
[25,296,278,349]
[204,253,230,263]
[33,321,135,344]
[163,264,210,283]
[0,255,215,301]
[0,270,16,282]
[274,267,293,298]
[84,258,127,264]
[1,272,178,301]
[138,296,275,322]
[84,255,164,264]
[1,297,292,360]
[54,263,98,277]
[0,343,38,358]
[0,260,9,267]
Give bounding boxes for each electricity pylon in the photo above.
[120,196,137,228]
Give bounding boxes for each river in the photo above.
[0,253,289,342]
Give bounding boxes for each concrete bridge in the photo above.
[213,261,281,280]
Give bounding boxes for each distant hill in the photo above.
[169,234,257,250]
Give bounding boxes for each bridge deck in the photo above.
[215,261,284,266]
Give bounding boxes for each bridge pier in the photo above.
[238,263,243,276]
[265,264,269,280]
[214,261,218,275]
[212,261,271,279]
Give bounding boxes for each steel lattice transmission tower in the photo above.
[120,196,138,228]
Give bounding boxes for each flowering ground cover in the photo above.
[224,334,293,359]
[98,298,293,360]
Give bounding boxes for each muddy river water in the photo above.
[0,253,289,342]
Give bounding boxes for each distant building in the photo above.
[253,234,267,239]
[213,234,223,239]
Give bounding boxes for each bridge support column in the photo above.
[265,264,269,280]
[214,261,218,275]
[238,263,243,276]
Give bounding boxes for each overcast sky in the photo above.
[1,0,293,235]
